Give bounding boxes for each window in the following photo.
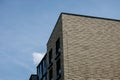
[42,75,47,80]
[39,64,43,79]
[49,49,52,64]
[43,57,47,75]
[37,67,40,80]
[56,59,61,76]
[37,64,42,80]
[37,55,47,80]
[56,38,60,55]
[49,68,53,80]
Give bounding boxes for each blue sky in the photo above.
[0,0,120,80]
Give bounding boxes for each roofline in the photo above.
[47,13,62,45]
[30,74,37,76]
[29,74,38,80]
[61,12,120,22]
[37,53,47,68]
[46,12,120,46]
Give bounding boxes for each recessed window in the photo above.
[37,55,47,80]
[43,56,47,75]
[49,49,52,64]
[37,63,42,80]
[49,68,53,80]
[56,38,60,55]
[56,58,61,76]
[37,67,40,80]
[42,75,47,80]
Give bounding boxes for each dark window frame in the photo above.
[37,63,43,80]
[43,56,47,75]
[49,49,53,64]
[56,58,61,77]
[42,74,47,80]
[49,67,53,80]
[56,38,60,55]
[37,54,47,80]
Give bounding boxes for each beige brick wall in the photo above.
[62,14,120,80]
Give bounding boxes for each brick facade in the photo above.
[62,13,120,80]
[30,13,120,80]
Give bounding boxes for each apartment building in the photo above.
[30,13,120,80]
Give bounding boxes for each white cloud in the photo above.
[32,52,45,65]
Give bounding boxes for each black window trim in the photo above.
[55,38,61,60]
[56,58,61,79]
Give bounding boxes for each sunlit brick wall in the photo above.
[62,14,120,80]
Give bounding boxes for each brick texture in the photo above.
[61,14,120,80]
